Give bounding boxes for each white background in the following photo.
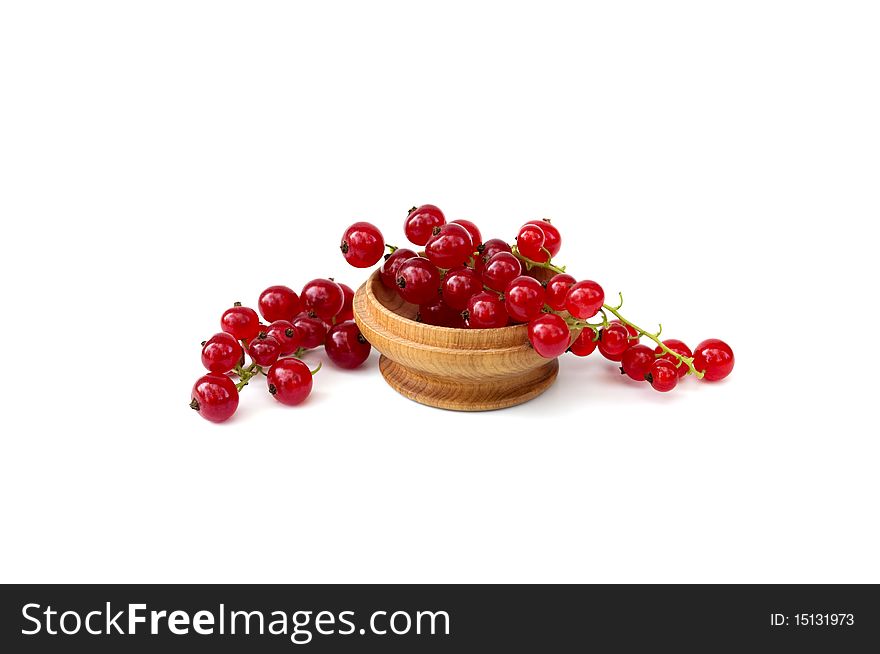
[1,1,878,583]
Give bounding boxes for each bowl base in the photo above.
[378,355,559,412]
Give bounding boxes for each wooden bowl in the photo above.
[353,269,568,411]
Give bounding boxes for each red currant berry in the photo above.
[379,248,417,290]
[267,358,314,406]
[646,358,678,392]
[341,221,385,268]
[526,219,561,257]
[475,238,512,275]
[396,257,441,305]
[481,252,522,292]
[598,321,637,361]
[220,303,261,341]
[404,204,445,246]
[464,291,508,329]
[545,273,576,311]
[504,275,546,323]
[620,344,655,381]
[292,313,330,349]
[190,373,239,423]
[325,320,372,369]
[425,223,473,269]
[419,297,467,328]
[441,266,483,311]
[654,339,692,378]
[565,280,605,319]
[528,313,571,358]
[266,320,301,355]
[301,278,345,321]
[336,283,355,322]
[258,285,301,323]
[200,332,242,373]
[516,223,548,262]
[569,327,598,357]
[247,332,282,367]
[450,219,482,252]
[692,338,735,381]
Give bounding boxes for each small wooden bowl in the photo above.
[353,269,568,411]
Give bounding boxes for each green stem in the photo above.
[511,245,567,274]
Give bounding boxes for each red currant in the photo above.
[526,219,561,257]
[379,248,417,289]
[340,221,385,268]
[565,280,605,319]
[267,358,314,406]
[190,373,239,422]
[220,303,261,341]
[504,276,546,323]
[450,219,482,252]
[545,273,576,311]
[516,223,548,262]
[441,266,483,311]
[257,286,300,323]
[396,257,441,305]
[404,204,445,246]
[247,332,282,367]
[481,252,522,292]
[325,320,372,369]
[419,297,467,328]
[336,283,355,322]
[598,321,637,361]
[693,338,734,381]
[292,313,329,349]
[301,278,344,321]
[620,344,655,381]
[201,332,242,373]
[569,327,598,357]
[646,358,678,392]
[528,313,570,358]
[475,239,512,275]
[654,339,692,378]
[266,320,301,355]
[425,223,473,269]
[464,291,508,329]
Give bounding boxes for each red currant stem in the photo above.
[310,361,322,375]
[234,362,263,390]
[386,244,399,253]
[511,245,566,274]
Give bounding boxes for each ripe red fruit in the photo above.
[341,221,385,268]
[450,219,482,251]
[620,344,655,381]
[201,332,243,373]
[337,283,355,322]
[301,278,345,321]
[545,273,576,311]
[569,327,599,357]
[481,252,522,292]
[292,313,330,349]
[565,280,605,319]
[220,303,261,341]
[692,339,735,381]
[325,321,372,369]
[528,313,571,358]
[475,239,512,275]
[504,276,546,323]
[526,219,561,257]
[396,257,441,305]
[266,320,301,355]
[404,204,445,246]
[258,285,301,323]
[421,298,467,328]
[464,291,508,329]
[646,358,678,392]
[441,266,483,311]
[598,321,637,361]
[247,332,282,367]
[267,358,314,406]
[425,223,473,269]
[379,248,417,290]
[654,339,692,378]
[516,223,548,262]
[190,374,239,423]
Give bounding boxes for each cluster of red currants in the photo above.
[340,204,734,393]
[190,281,371,423]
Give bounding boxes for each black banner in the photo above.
[1,584,876,651]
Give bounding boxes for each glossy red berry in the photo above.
[266,320,301,355]
[481,252,522,292]
[336,283,355,322]
[301,278,345,321]
[292,313,329,349]
[419,297,466,328]
[220,303,261,341]
[598,321,637,361]
[464,291,508,329]
[450,219,482,252]
[516,223,548,262]
[258,285,301,323]
[504,276,546,323]
[190,374,239,423]
[693,339,735,381]
[654,339,692,378]
[404,204,445,246]
[569,327,599,357]
[565,280,605,319]
[526,219,561,257]
[201,332,243,373]
[341,221,385,268]
[396,257,441,305]
[441,266,483,311]
[325,320,372,369]
[379,248,417,290]
[247,332,282,367]
[425,223,473,269]
[545,273,576,311]
[620,344,655,381]
[528,313,570,358]
[267,358,314,406]
[475,239,512,274]
[646,358,678,392]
